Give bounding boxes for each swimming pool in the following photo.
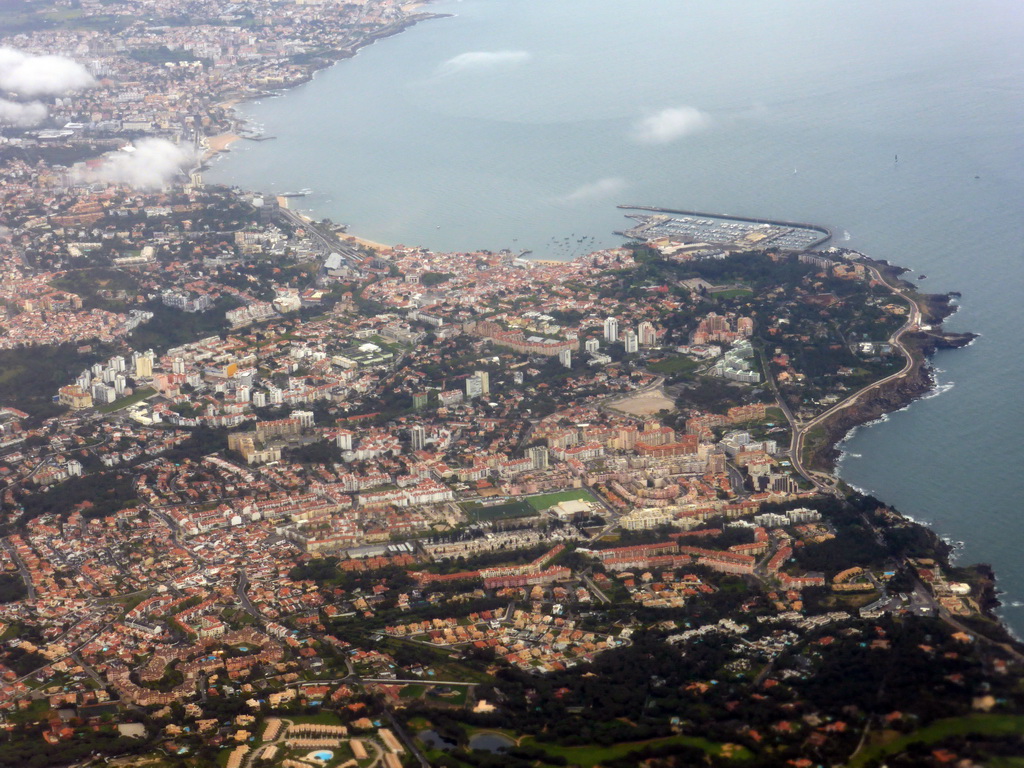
[309,750,333,763]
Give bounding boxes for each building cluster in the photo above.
[1,303,151,349]
[384,604,627,675]
[0,0,1012,764]
[587,518,824,589]
[1,0,422,148]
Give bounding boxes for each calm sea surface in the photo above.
[207,0,1024,633]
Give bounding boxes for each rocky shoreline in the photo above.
[796,255,1023,641]
[806,329,973,472]
[806,255,976,473]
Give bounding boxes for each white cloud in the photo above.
[631,106,711,144]
[74,138,198,190]
[439,50,531,74]
[0,47,95,96]
[556,177,628,204]
[0,97,47,127]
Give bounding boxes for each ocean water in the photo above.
[207,0,1024,633]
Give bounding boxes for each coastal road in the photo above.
[788,261,923,491]
[907,578,1024,664]
[755,344,809,485]
[276,206,361,263]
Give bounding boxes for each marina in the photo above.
[618,206,832,252]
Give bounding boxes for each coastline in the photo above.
[204,132,241,159]
[188,0,1016,651]
[340,233,394,252]
[273,201,395,252]
[1,3,1021,762]
[200,7,450,166]
[783,252,1017,639]
[802,254,976,475]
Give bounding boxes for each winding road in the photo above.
[784,261,923,492]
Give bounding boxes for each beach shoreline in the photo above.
[204,132,241,159]
[340,233,394,252]
[199,4,447,169]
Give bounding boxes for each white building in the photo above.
[410,425,426,452]
[603,316,619,343]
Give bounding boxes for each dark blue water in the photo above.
[208,0,1024,633]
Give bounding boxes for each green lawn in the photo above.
[97,386,156,413]
[412,726,747,767]
[221,607,257,627]
[428,660,492,685]
[647,356,700,375]
[288,711,344,726]
[848,714,1024,767]
[462,499,537,522]
[0,8,131,34]
[427,686,468,707]
[99,590,152,611]
[801,425,828,463]
[369,335,406,352]
[519,733,751,766]
[710,288,754,299]
[464,726,519,740]
[526,488,597,511]
[399,684,426,700]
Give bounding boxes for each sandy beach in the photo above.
[340,233,393,253]
[204,133,241,159]
[274,201,393,252]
